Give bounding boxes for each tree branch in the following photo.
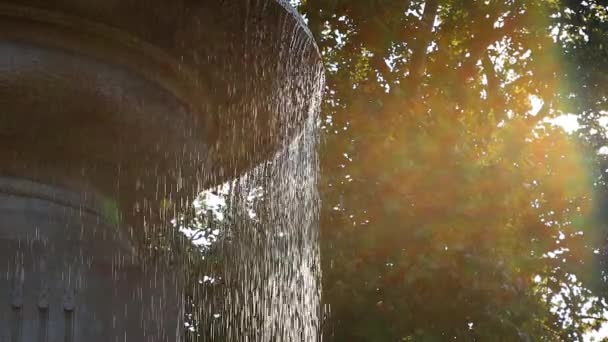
[572,314,608,323]
[482,53,505,114]
[407,0,439,95]
[460,12,522,82]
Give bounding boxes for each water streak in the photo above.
[182,90,322,341]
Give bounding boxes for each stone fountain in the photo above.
[0,0,323,340]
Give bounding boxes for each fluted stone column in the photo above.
[0,178,181,341]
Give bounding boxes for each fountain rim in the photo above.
[0,1,323,119]
[0,0,325,234]
[0,176,135,253]
[0,176,104,216]
[274,0,322,57]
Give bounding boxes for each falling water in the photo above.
[177,2,325,339]
[181,75,323,342]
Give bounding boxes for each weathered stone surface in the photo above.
[0,0,322,340]
[0,178,181,341]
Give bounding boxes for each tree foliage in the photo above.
[298,0,608,340]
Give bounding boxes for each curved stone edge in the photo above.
[275,0,322,60]
[0,0,325,245]
[0,0,324,184]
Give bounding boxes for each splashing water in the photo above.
[176,2,325,339]
[181,94,322,341]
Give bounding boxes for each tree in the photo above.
[298,0,608,340]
